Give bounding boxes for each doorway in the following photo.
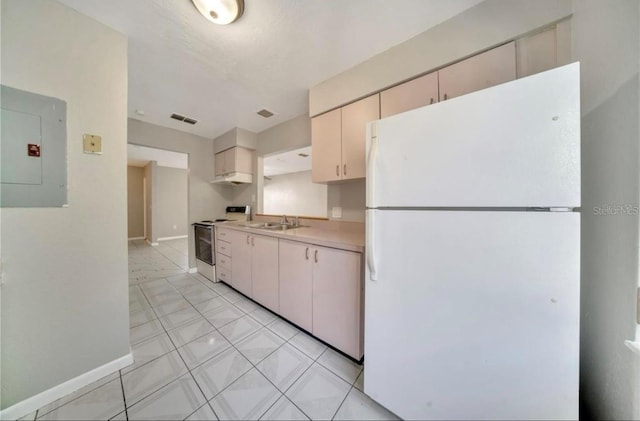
[127,144,189,246]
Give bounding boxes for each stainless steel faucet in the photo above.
[280,215,288,225]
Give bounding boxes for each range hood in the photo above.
[210,172,253,185]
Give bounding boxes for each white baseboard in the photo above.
[158,235,188,241]
[146,239,159,246]
[128,236,145,240]
[0,352,133,420]
[188,267,198,273]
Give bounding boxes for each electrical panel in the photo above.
[1,85,67,207]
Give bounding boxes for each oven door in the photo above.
[194,224,214,265]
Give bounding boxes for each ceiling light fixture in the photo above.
[191,0,244,25]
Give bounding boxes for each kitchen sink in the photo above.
[244,222,304,231]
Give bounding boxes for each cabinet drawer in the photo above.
[217,267,231,283]
[216,228,230,241]
[216,253,231,271]
[217,239,231,257]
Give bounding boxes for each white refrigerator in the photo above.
[364,63,580,420]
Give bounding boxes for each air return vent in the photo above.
[257,109,274,118]
[170,113,198,125]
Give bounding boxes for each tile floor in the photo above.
[23,238,398,421]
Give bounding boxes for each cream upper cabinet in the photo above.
[311,108,342,183]
[439,42,516,101]
[214,146,254,176]
[516,27,557,78]
[250,234,279,313]
[341,94,380,181]
[312,94,379,183]
[380,72,439,118]
[214,152,226,176]
[278,239,313,332]
[312,245,363,359]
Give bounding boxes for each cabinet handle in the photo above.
[314,249,318,263]
[344,164,347,176]
[305,247,309,260]
[246,235,250,245]
[251,237,255,247]
[336,165,339,176]
[444,93,448,101]
[430,97,434,105]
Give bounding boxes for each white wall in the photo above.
[0,0,129,412]
[327,180,366,223]
[572,1,640,419]
[264,171,327,218]
[128,118,226,268]
[156,166,188,239]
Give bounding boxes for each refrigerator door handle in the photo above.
[367,210,377,281]
[367,123,378,208]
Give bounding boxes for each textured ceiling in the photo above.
[58,0,483,140]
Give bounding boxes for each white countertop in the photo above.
[214,221,365,253]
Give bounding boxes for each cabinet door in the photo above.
[341,94,379,181]
[380,72,439,118]
[223,148,236,174]
[251,234,279,312]
[214,151,226,176]
[215,228,231,247]
[230,230,252,296]
[279,240,313,332]
[516,27,556,78]
[312,246,363,359]
[234,147,254,174]
[439,42,516,101]
[311,108,342,183]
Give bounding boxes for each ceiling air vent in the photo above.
[170,113,198,125]
[257,109,274,118]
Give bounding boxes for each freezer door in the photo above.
[364,209,580,420]
[367,63,580,208]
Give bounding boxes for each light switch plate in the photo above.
[83,134,102,154]
[331,206,342,218]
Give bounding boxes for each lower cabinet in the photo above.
[229,230,279,312]
[311,246,363,360]
[251,235,279,312]
[230,230,252,297]
[279,240,313,332]
[220,227,363,360]
[279,239,363,359]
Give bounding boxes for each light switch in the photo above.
[332,206,342,218]
[83,134,102,154]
